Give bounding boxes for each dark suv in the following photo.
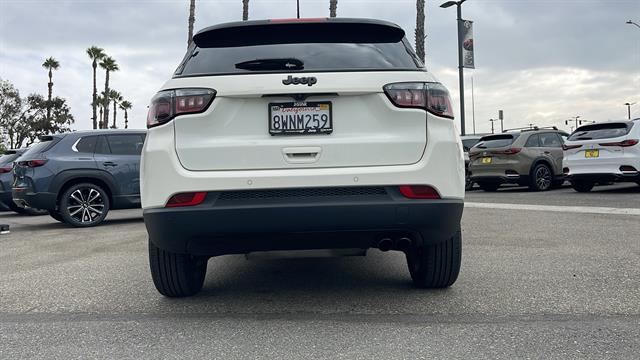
[12,130,146,227]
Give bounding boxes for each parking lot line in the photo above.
[465,202,640,216]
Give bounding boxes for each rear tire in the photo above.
[149,240,208,297]
[478,182,500,192]
[571,180,594,193]
[406,229,462,288]
[465,176,474,191]
[529,163,553,191]
[59,183,110,227]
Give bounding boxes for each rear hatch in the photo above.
[469,134,521,166]
[12,136,60,183]
[168,19,432,171]
[565,122,636,160]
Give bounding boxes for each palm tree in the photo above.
[242,0,249,20]
[87,46,105,129]
[188,0,196,47]
[109,90,123,129]
[95,94,105,128]
[119,100,132,129]
[42,57,60,121]
[99,56,119,129]
[330,0,337,17]
[415,0,426,63]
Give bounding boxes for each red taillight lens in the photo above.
[399,185,441,199]
[147,88,215,128]
[0,165,12,173]
[165,192,207,208]
[494,148,521,155]
[18,159,47,167]
[383,82,454,119]
[598,139,639,147]
[562,144,582,150]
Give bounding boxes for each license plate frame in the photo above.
[268,101,333,136]
[584,149,599,158]
[481,157,492,164]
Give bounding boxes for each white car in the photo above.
[141,18,465,297]
[563,119,640,192]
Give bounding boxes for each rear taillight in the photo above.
[620,165,638,173]
[562,144,582,150]
[493,148,521,155]
[18,159,47,168]
[598,139,639,147]
[383,82,454,119]
[398,185,441,199]
[0,166,12,173]
[165,192,207,207]
[147,88,216,128]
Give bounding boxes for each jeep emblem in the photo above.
[282,75,317,87]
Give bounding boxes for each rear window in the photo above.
[462,139,480,151]
[0,153,20,166]
[568,122,633,140]
[19,138,58,158]
[474,134,519,149]
[177,21,421,76]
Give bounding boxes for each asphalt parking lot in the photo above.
[1,183,639,359]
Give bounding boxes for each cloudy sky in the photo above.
[1,0,639,134]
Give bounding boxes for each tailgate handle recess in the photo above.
[283,147,321,164]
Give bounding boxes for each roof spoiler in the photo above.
[38,135,55,142]
[193,18,406,48]
[502,126,558,133]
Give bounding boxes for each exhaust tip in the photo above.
[378,238,393,252]
[396,237,412,251]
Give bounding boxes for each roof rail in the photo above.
[502,126,558,133]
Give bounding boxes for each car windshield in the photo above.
[474,134,518,149]
[568,122,633,140]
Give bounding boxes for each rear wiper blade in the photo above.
[235,58,304,71]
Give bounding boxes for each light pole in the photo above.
[565,115,581,129]
[624,102,636,119]
[296,0,300,18]
[627,20,640,29]
[489,118,498,134]
[440,0,468,135]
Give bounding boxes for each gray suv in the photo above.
[12,130,146,227]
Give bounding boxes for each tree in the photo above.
[87,46,105,129]
[99,56,118,129]
[95,94,105,129]
[109,89,122,129]
[42,57,60,121]
[0,79,74,149]
[119,100,132,129]
[415,0,426,63]
[188,0,196,47]
[242,0,249,21]
[330,0,337,18]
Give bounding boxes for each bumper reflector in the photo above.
[398,185,440,199]
[166,192,207,207]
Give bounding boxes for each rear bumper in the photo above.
[470,174,530,185]
[144,189,463,256]
[567,172,640,183]
[11,188,57,210]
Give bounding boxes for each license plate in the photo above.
[481,157,492,164]
[584,149,599,158]
[269,102,332,135]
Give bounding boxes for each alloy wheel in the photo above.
[535,165,552,190]
[66,187,105,224]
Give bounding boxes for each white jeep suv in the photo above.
[563,119,640,192]
[142,18,465,297]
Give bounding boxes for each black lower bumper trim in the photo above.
[11,190,57,210]
[144,198,464,256]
